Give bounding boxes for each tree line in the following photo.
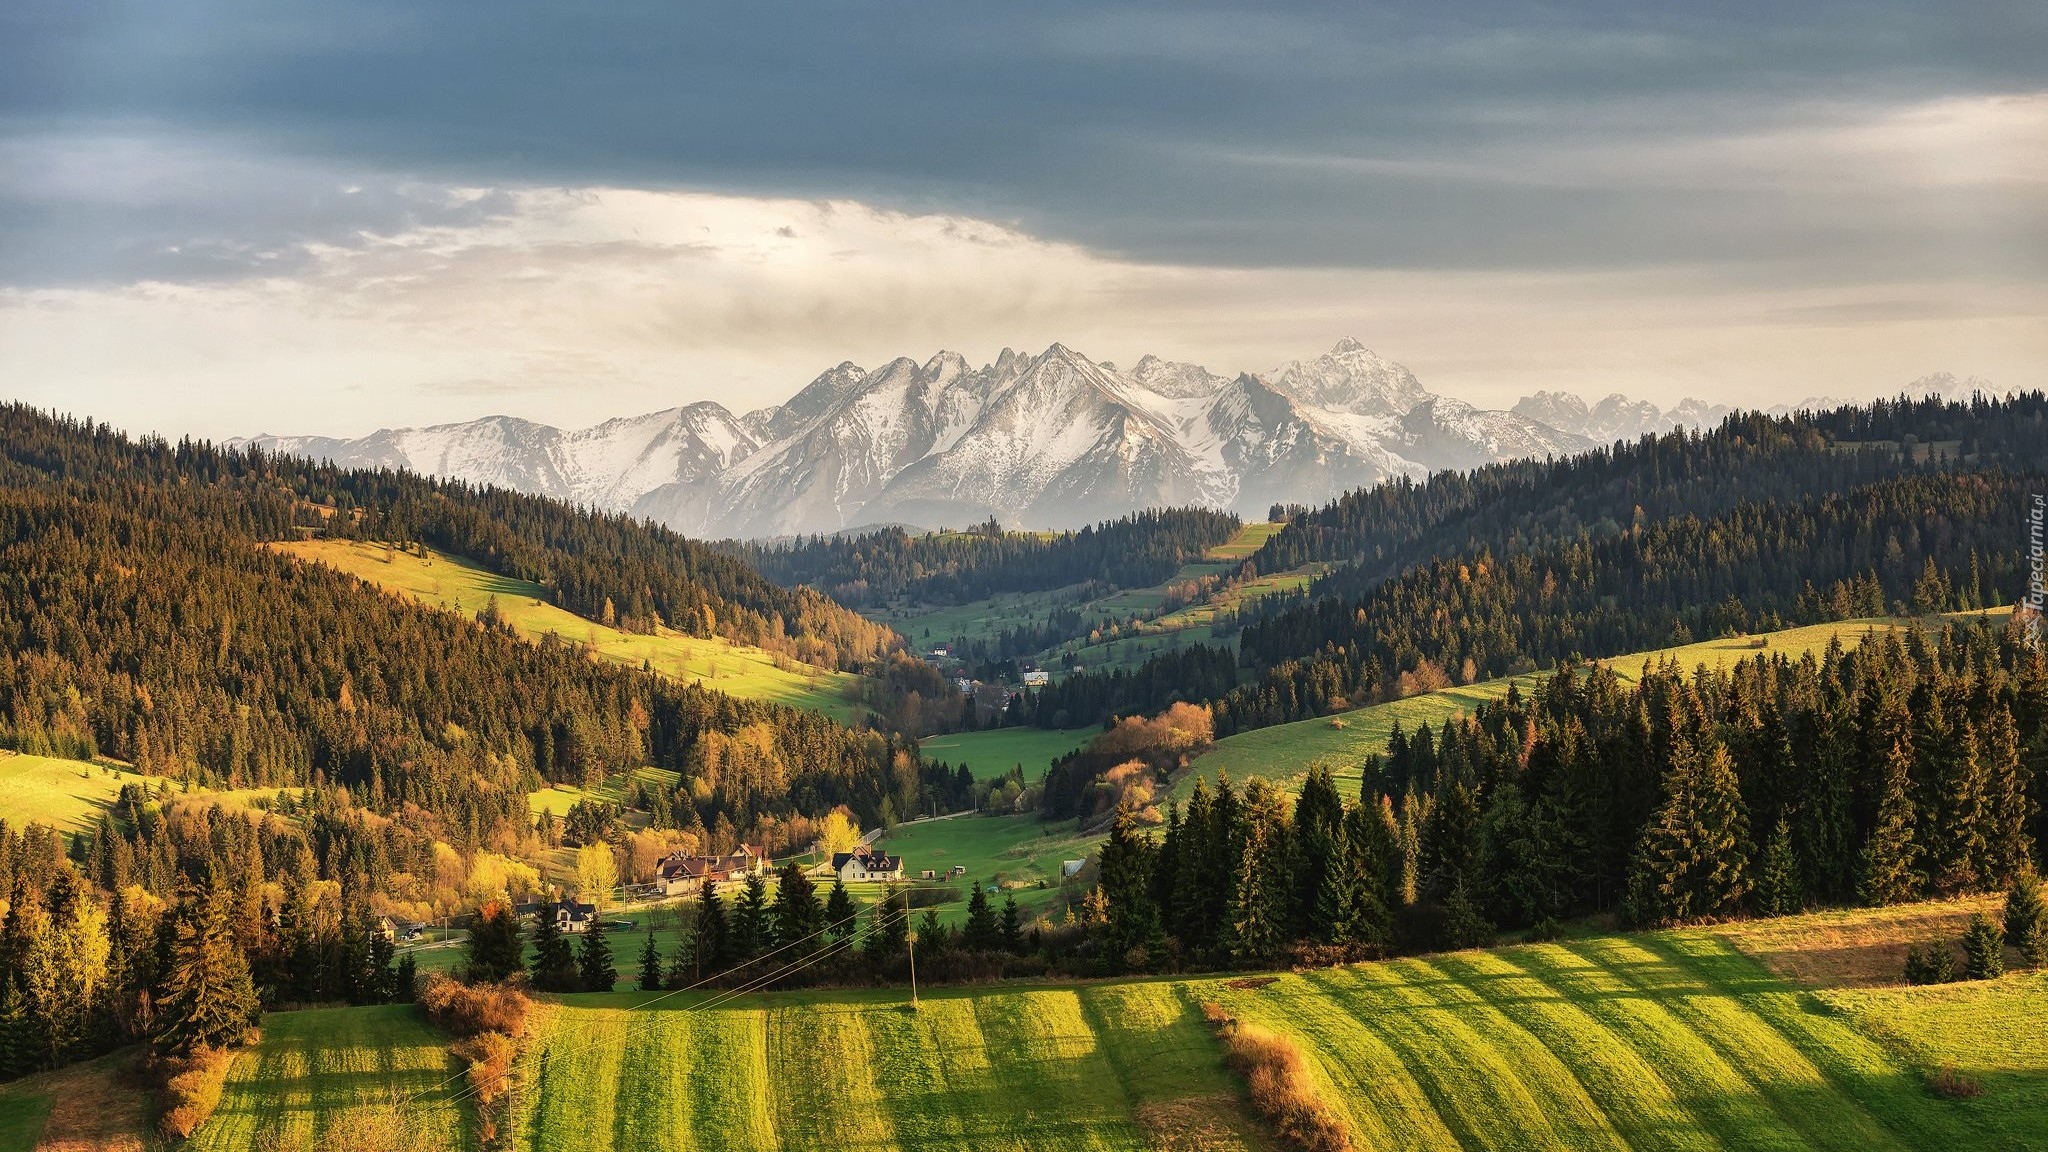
[733,508,1240,608]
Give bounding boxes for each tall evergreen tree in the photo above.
[1228,822,1285,967]
[1754,819,1802,916]
[1096,804,1163,967]
[1860,740,1922,905]
[465,900,525,984]
[963,883,999,951]
[577,920,617,992]
[2005,870,2046,969]
[1626,741,1750,924]
[156,878,259,1054]
[730,874,770,963]
[1000,892,1023,953]
[694,885,730,976]
[637,929,663,992]
[529,906,577,992]
[1982,706,2035,884]
[1961,913,2005,980]
[770,862,824,949]
[824,880,857,943]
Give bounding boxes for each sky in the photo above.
[2,1,2044,439]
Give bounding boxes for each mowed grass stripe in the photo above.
[768,1002,894,1151]
[1648,933,1979,1150]
[971,990,1150,1151]
[609,1008,698,1152]
[1435,949,1726,1152]
[1226,974,1457,1152]
[1505,944,1809,1152]
[1577,937,1911,1152]
[520,1009,631,1152]
[1312,963,1581,1152]
[1373,957,1631,1152]
[860,995,991,1149]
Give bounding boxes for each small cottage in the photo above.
[831,844,904,884]
[554,898,598,934]
[655,844,768,896]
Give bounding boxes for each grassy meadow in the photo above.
[916,728,1095,782]
[0,752,155,841]
[1176,616,1945,800]
[269,541,861,722]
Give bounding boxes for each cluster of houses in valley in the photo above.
[492,840,939,938]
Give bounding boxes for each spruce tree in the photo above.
[1228,822,1284,967]
[393,953,417,1002]
[1921,697,1988,894]
[769,862,824,949]
[529,906,577,992]
[1925,937,1956,983]
[824,880,857,943]
[1859,740,1921,906]
[1626,742,1750,924]
[1961,913,2005,980]
[665,921,696,990]
[694,885,730,975]
[1981,706,2034,885]
[2004,870,2047,969]
[731,874,770,963]
[465,900,525,983]
[156,879,259,1054]
[637,929,663,992]
[963,882,999,951]
[1000,892,1023,953]
[577,919,617,992]
[1097,804,1163,966]
[1754,819,1802,916]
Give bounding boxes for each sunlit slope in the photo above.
[1179,615,1984,799]
[270,540,861,722]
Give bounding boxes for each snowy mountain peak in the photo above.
[1268,339,1431,417]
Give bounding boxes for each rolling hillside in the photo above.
[115,900,2048,1152]
[1175,614,1994,799]
[269,540,862,722]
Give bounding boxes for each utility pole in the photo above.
[907,930,919,1012]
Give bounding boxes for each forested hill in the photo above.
[0,405,898,671]
[0,406,937,846]
[1249,393,2048,582]
[730,507,1240,607]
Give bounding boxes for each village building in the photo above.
[655,844,768,896]
[1021,669,1050,687]
[830,844,905,884]
[553,897,598,934]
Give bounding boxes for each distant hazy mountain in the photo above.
[1511,371,2009,444]
[237,346,2004,538]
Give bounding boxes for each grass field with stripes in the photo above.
[172,904,2048,1152]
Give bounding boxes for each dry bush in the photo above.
[1226,976,1280,991]
[1201,1003,1352,1152]
[156,1044,236,1140]
[418,973,530,1038]
[1930,1064,1984,1099]
[454,1029,518,1103]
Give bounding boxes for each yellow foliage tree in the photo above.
[577,844,619,914]
[817,809,862,856]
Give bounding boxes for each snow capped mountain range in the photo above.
[1511,371,2011,444]
[236,346,2006,539]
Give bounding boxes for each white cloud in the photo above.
[3,110,2045,440]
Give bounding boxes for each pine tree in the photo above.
[664,921,696,990]
[1000,893,1023,953]
[156,879,259,1054]
[1981,706,2034,885]
[1859,741,1920,906]
[1228,822,1284,967]
[393,953,417,1002]
[1920,696,1988,894]
[1626,742,1750,924]
[2004,870,2047,969]
[1096,804,1162,967]
[637,929,663,992]
[824,880,857,943]
[1925,937,1956,983]
[465,900,525,984]
[963,882,999,951]
[577,920,616,992]
[1754,819,1802,916]
[694,885,730,975]
[769,862,824,949]
[1961,913,2004,980]
[730,874,770,963]
[529,905,577,992]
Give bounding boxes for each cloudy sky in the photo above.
[3,1,2044,438]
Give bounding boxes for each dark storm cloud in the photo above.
[2,0,2044,284]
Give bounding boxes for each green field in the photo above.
[188,1005,470,1152]
[271,541,861,722]
[1178,616,1950,799]
[169,902,2048,1152]
[0,752,156,840]
[876,814,1100,918]
[917,728,1094,782]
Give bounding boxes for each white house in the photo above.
[831,845,904,883]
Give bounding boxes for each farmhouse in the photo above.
[1021,669,1050,687]
[830,844,904,883]
[554,898,598,935]
[656,844,767,896]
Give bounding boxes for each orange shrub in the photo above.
[1202,1003,1351,1152]
[158,1044,237,1140]
[417,973,530,1039]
